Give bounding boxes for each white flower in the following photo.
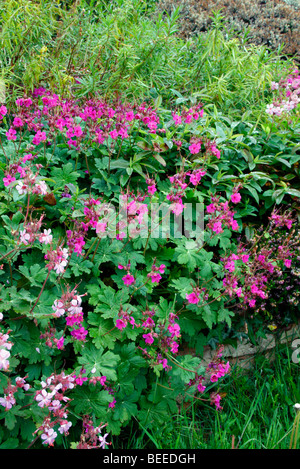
[35,180,48,195]
[39,229,53,245]
[54,260,67,274]
[41,428,57,446]
[58,420,72,434]
[20,230,31,245]
[52,299,65,317]
[16,181,28,195]
[0,349,10,371]
[35,389,52,408]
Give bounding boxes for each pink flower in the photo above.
[172,201,185,216]
[116,319,127,330]
[56,336,64,350]
[3,175,16,187]
[143,333,154,345]
[6,128,17,141]
[58,420,72,435]
[39,229,53,245]
[35,389,52,408]
[109,129,118,140]
[172,113,182,125]
[170,341,179,354]
[0,349,10,371]
[0,105,7,117]
[231,192,241,204]
[109,399,116,409]
[13,117,23,127]
[100,376,107,386]
[32,130,46,145]
[149,272,162,284]
[168,323,180,338]
[284,259,292,268]
[197,382,206,393]
[122,274,135,286]
[125,111,134,121]
[206,203,216,214]
[186,292,200,304]
[241,254,249,263]
[189,142,201,154]
[231,220,239,231]
[70,327,88,341]
[211,145,221,159]
[213,221,223,234]
[148,184,156,195]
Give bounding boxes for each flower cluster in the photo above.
[222,208,295,312]
[147,260,166,284]
[187,345,230,411]
[51,288,88,344]
[167,168,207,215]
[0,376,30,411]
[45,245,69,274]
[0,326,13,372]
[33,371,76,446]
[266,68,300,117]
[172,103,204,126]
[76,416,110,449]
[206,194,240,234]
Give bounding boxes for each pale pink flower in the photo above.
[0,393,16,410]
[39,229,53,245]
[41,428,57,446]
[0,349,10,370]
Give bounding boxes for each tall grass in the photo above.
[111,341,300,449]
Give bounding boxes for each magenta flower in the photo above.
[143,333,154,345]
[231,192,241,204]
[6,128,17,141]
[70,327,88,341]
[213,221,223,234]
[109,399,116,409]
[186,292,200,304]
[3,175,16,187]
[122,274,135,286]
[189,142,201,154]
[116,319,127,330]
[147,184,157,195]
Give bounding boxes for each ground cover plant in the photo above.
[0,0,299,450]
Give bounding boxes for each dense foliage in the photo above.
[0,0,299,450]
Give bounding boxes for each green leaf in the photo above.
[111,392,139,424]
[72,388,113,417]
[51,162,80,187]
[77,344,120,381]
